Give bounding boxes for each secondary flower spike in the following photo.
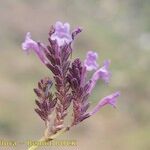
[22,21,120,149]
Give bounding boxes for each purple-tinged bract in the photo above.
[72,27,82,40]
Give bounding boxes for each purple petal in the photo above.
[84,51,99,71]
[88,60,111,93]
[64,23,70,33]
[22,32,38,53]
[95,60,111,83]
[50,21,72,47]
[89,91,120,116]
[22,32,47,64]
[55,21,63,30]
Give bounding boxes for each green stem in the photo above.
[27,128,68,150]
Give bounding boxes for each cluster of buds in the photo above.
[22,21,120,139]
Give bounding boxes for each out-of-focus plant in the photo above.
[22,21,120,150]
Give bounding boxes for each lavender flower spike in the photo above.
[50,21,72,46]
[88,60,111,93]
[89,91,120,116]
[22,32,47,64]
[21,21,121,150]
[84,51,99,71]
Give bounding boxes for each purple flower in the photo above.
[89,91,120,116]
[22,32,38,53]
[50,21,72,46]
[88,60,111,93]
[22,32,47,64]
[94,60,111,83]
[84,51,99,71]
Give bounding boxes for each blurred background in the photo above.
[0,0,150,150]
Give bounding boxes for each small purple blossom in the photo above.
[22,32,47,64]
[84,51,99,71]
[50,21,72,46]
[99,60,111,83]
[94,60,111,83]
[22,32,38,53]
[88,60,111,94]
[89,91,120,116]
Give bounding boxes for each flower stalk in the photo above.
[22,21,120,150]
[28,127,69,150]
